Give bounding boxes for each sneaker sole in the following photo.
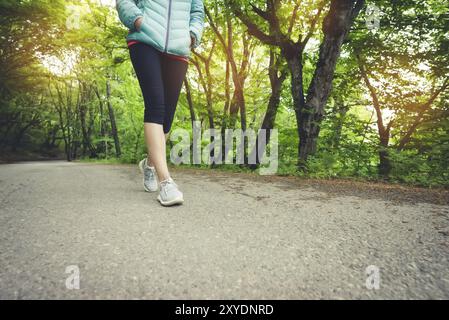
[139,160,158,192]
[157,195,184,206]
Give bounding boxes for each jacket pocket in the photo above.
[139,16,149,34]
[176,31,192,56]
[137,15,145,32]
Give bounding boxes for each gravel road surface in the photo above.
[0,161,448,299]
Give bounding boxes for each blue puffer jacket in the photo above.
[116,0,205,58]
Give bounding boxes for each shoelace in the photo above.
[160,178,177,189]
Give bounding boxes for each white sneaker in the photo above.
[157,177,184,206]
[138,158,158,192]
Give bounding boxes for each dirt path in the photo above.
[0,161,448,299]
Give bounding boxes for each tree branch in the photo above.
[300,0,327,47]
[397,77,449,150]
[228,0,279,46]
[357,56,386,136]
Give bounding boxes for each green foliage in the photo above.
[0,0,448,187]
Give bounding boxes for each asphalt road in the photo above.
[0,161,448,299]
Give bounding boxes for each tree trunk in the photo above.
[206,7,253,163]
[298,0,364,166]
[56,105,70,161]
[284,50,306,167]
[221,58,231,163]
[378,134,391,177]
[230,0,364,168]
[93,85,107,155]
[78,93,97,158]
[249,49,287,168]
[184,79,196,125]
[106,80,121,158]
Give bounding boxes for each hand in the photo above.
[134,17,143,31]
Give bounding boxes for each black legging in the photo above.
[129,42,188,134]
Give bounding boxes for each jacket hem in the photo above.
[126,34,191,59]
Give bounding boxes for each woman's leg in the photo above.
[145,134,169,167]
[129,43,170,181]
[143,123,169,181]
[147,52,187,180]
[161,55,189,134]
